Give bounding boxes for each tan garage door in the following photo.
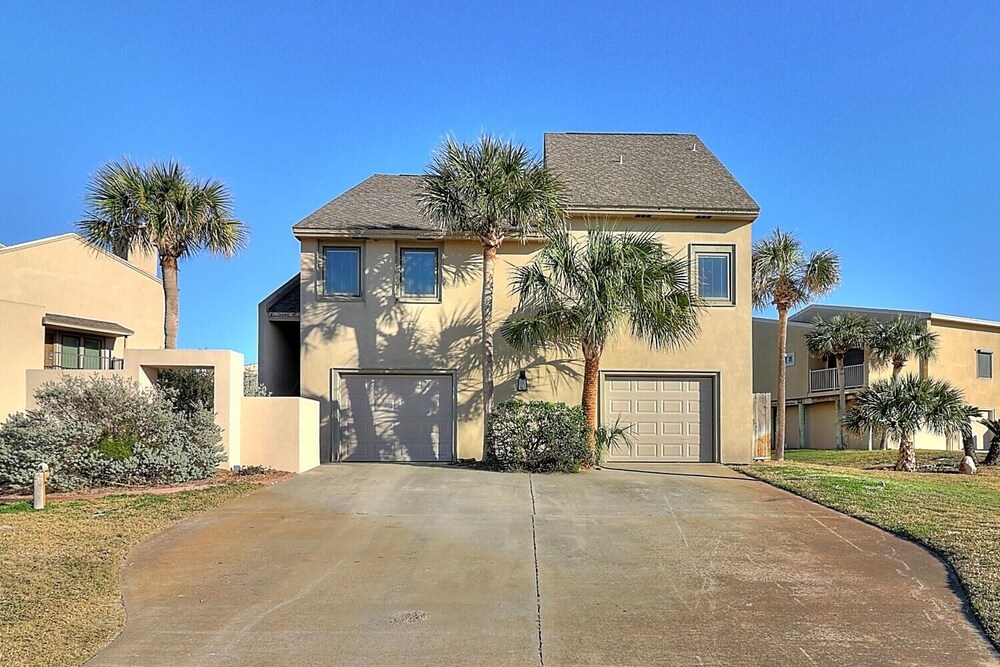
[602,374,714,462]
[338,373,455,462]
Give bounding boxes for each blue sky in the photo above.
[1,2,998,360]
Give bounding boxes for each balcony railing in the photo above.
[809,364,865,393]
[45,351,124,370]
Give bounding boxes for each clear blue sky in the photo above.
[2,2,998,361]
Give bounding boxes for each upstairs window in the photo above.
[399,247,440,300]
[978,350,993,379]
[691,245,735,305]
[323,246,362,297]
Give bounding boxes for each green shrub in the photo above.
[0,375,224,493]
[156,368,215,414]
[485,400,590,472]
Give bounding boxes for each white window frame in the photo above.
[785,352,796,367]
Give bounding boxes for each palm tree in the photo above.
[804,314,872,449]
[868,316,939,379]
[418,136,567,451]
[79,159,247,348]
[866,316,939,449]
[981,416,1000,466]
[752,228,841,460]
[844,375,968,472]
[498,225,700,458]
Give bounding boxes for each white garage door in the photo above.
[338,373,455,462]
[602,374,714,462]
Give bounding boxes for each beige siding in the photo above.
[299,215,755,463]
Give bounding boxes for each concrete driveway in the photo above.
[90,464,997,666]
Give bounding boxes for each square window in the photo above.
[324,247,362,297]
[690,245,735,305]
[785,352,796,366]
[978,350,993,379]
[399,248,440,299]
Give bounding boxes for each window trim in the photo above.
[785,352,796,367]
[977,349,993,379]
[319,243,365,300]
[396,243,442,303]
[689,243,736,306]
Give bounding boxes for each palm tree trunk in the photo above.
[879,363,905,450]
[581,346,602,460]
[962,431,978,461]
[480,242,498,458]
[836,355,846,449]
[160,255,180,349]
[895,432,917,472]
[774,307,789,460]
[984,435,1000,466]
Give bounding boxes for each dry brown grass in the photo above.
[0,484,259,667]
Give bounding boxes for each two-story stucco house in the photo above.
[0,233,163,419]
[259,133,760,464]
[754,304,1000,450]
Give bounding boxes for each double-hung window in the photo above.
[690,245,736,305]
[399,247,440,300]
[323,246,362,298]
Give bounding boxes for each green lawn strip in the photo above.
[735,461,1000,648]
[0,484,260,667]
[784,448,965,469]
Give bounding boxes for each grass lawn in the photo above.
[736,450,1000,648]
[0,484,260,667]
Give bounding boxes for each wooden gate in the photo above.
[753,393,772,460]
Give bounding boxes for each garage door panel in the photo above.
[339,373,454,462]
[603,374,714,463]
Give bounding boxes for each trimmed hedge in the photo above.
[485,400,591,472]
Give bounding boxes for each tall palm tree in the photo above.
[804,314,872,449]
[868,316,939,379]
[418,136,567,451]
[498,226,700,458]
[844,374,968,472]
[752,228,840,460]
[79,159,247,348]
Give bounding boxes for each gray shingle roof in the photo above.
[293,174,437,233]
[544,133,759,213]
[266,275,301,316]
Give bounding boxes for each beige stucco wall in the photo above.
[241,397,320,472]
[752,318,814,399]
[927,318,1000,414]
[1,299,47,417]
[0,234,164,422]
[0,235,163,352]
[298,215,756,463]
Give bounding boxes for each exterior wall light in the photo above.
[516,370,528,392]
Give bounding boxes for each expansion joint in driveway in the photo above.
[528,474,544,667]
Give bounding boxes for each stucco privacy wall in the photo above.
[299,216,755,463]
[241,397,320,472]
[0,299,45,418]
[24,349,321,473]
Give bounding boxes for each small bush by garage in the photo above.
[485,400,590,472]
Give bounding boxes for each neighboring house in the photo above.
[754,304,1000,450]
[0,233,163,419]
[259,132,760,464]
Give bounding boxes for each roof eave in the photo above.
[566,205,759,219]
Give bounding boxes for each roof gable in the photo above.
[543,133,758,213]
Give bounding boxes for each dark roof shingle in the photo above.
[265,275,301,316]
[292,174,436,233]
[543,133,759,213]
